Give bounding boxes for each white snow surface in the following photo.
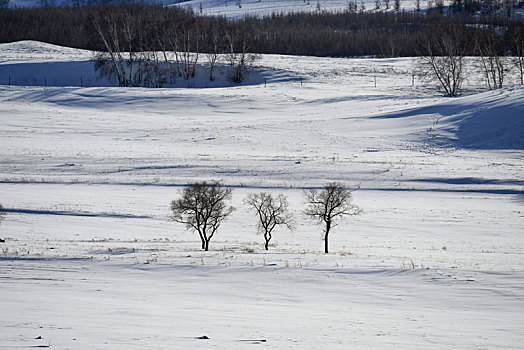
[0,41,523,349]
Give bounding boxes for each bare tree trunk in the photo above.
[264,232,271,250]
[324,221,331,253]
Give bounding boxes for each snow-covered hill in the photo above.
[0,41,523,349]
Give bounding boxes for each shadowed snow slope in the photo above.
[373,87,524,150]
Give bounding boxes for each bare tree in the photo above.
[224,23,260,84]
[91,5,152,87]
[156,12,181,85]
[91,8,131,87]
[170,181,234,251]
[418,24,467,97]
[304,183,360,254]
[245,193,294,250]
[175,17,200,81]
[475,28,506,90]
[205,19,226,81]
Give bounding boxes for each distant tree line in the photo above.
[0,2,523,88]
[1,2,523,57]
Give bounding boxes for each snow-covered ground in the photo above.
[0,41,523,349]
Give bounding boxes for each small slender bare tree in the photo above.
[304,183,360,254]
[245,193,294,250]
[170,181,234,251]
[205,19,225,81]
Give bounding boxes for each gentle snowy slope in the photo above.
[2,260,523,349]
[0,41,523,349]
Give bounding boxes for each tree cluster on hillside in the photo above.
[171,182,359,253]
[87,4,260,86]
[417,19,524,95]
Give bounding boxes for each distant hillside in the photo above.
[174,0,421,18]
[8,0,417,15]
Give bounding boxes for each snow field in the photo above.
[0,41,523,349]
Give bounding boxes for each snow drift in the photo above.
[372,87,524,150]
